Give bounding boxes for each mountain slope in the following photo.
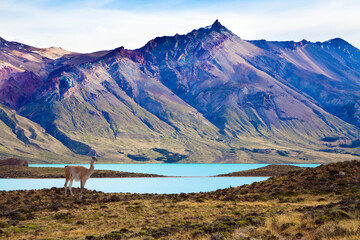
[0,104,80,163]
[249,38,360,127]
[137,21,359,145]
[1,21,360,163]
[17,47,229,162]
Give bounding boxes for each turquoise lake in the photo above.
[0,164,319,193]
[0,177,268,194]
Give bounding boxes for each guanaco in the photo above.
[64,156,97,197]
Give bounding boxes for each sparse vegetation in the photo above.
[1,161,360,239]
[152,148,188,163]
[126,154,151,162]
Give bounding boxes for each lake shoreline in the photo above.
[1,164,308,178]
[0,165,166,178]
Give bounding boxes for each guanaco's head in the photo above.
[92,156,98,162]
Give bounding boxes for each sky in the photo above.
[0,0,359,53]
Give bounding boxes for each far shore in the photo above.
[0,164,305,178]
[216,164,304,177]
[0,165,165,178]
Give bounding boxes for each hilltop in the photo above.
[202,160,360,201]
[217,164,304,177]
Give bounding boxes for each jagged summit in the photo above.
[139,20,233,54]
[202,19,231,34]
[299,39,308,46]
[210,19,226,31]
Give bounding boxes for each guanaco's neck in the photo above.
[88,160,95,174]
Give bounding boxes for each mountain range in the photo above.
[1,20,360,163]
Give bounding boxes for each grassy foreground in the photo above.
[1,161,360,239]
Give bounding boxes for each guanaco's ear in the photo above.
[92,156,98,161]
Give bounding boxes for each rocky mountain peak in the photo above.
[326,37,347,44]
[324,38,350,48]
[202,19,231,34]
[139,20,233,56]
[321,38,360,56]
[99,46,144,64]
[299,39,308,46]
[211,19,224,31]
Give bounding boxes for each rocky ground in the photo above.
[1,160,360,239]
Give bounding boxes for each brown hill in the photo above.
[217,164,303,177]
[0,158,28,166]
[202,160,360,201]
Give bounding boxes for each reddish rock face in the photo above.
[0,66,17,84]
[0,158,29,166]
[0,71,43,108]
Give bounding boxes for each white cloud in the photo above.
[0,0,359,52]
[222,0,360,44]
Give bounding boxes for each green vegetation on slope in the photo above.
[0,104,86,164]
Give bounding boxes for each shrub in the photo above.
[24,223,37,229]
[125,205,142,212]
[195,197,206,203]
[25,213,35,220]
[152,148,188,163]
[280,222,296,231]
[54,212,73,220]
[127,154,150,162]
[13,227,26,233]
[0,221,8,228]
[9,212,26,221]
[76,220,85,225]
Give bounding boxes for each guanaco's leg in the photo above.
[80,179,86,197]
[68,179,74,196]
[64,178,69,196]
